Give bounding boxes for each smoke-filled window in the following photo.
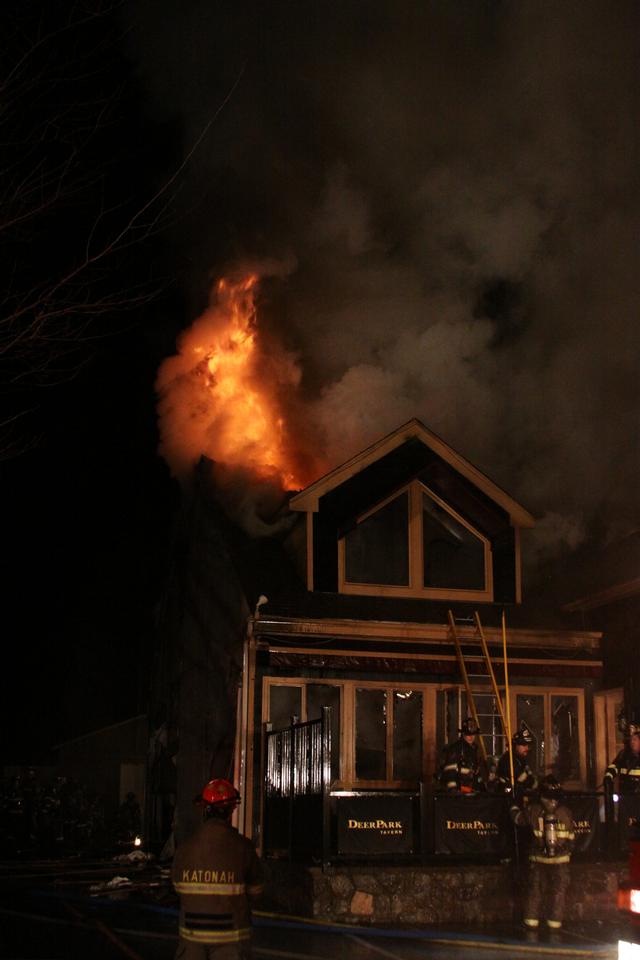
[356,688,387,779]
[551,695,580,782]
[307,683,341,781]
[393,691,423,780]
[422,493,485,590]
[269,685,302,731]
[344,491,409,585]
[517,694,545,775]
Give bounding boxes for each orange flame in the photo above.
[156,272,313,491]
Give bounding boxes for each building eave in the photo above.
[561,576,640,613]
[251,614,602,653]
[289,418,536,528]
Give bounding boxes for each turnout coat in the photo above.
[172,817,263,949]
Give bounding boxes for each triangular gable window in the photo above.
[339,481,493,601]
[422,492,485,590]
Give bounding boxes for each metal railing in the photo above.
[263,707,331,862]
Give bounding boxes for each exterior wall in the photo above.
[251,656,599,849]
[256,665,597,779]
[243,602,605,849]
[54,714,148,820]
[263,860,626,926]
[587,594,640,695]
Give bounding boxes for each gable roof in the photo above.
[289,418,535,527]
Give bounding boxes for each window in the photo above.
[266,682,341,781]
[551,695,580,782]
[422,493,485,590]
[345,492,409,585]
[440,685,587,787]
[355,688,387,779]
[512,687,586,787]
[269,685,302,731]
[354,687,423,782]
[516,693,546,775]
[307,684,341,781]
[393,690,423,780]
[340,481,492,601]
[443,687,507,760]
[263,679,587,789]
[264,679,426,787]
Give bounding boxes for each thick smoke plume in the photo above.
[137,0,639,557]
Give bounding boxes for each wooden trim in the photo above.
[594,688,625,786]
[253,615,602,651]
[339,581,497,601]
[385,689,393,781]
[265,644,602,670]
[306,512,314,592]
[562,577,640,612]
[233,650,245,833]
[514,526,522,604]
[343,683,354,786]
[289,418,536,527]
[423,685,437,780]
[409,482,422,590]
[245,636,257,845]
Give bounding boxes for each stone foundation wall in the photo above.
[263,860,627,927]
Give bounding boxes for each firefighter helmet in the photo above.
[539,775,563,799]
[513,723,534,746]
[459,717,481,736]
[617,713,640,737]
[201,779,240,808]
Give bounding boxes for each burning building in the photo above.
[150,272,626,893]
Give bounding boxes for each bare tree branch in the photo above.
[0,1,244,455]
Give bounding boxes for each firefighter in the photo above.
[439,718,483,793]
[172,779,263,960]
[604,720,640,795]
[496,724,538,801]
[511,775,575,932]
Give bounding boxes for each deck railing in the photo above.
[263,707,331,862]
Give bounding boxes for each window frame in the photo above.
[443,683,587,788]
[509,685,587,789]
[262,677,435,789]
[338,480,493,602]
[262,678,588,790]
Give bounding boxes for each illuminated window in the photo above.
[340,481,492,601]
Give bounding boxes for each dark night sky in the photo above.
[2,0,639,762]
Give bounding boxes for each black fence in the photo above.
[263,707,331,863]
[263,715,632,865]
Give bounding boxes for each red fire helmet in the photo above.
[201,779,240,807]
